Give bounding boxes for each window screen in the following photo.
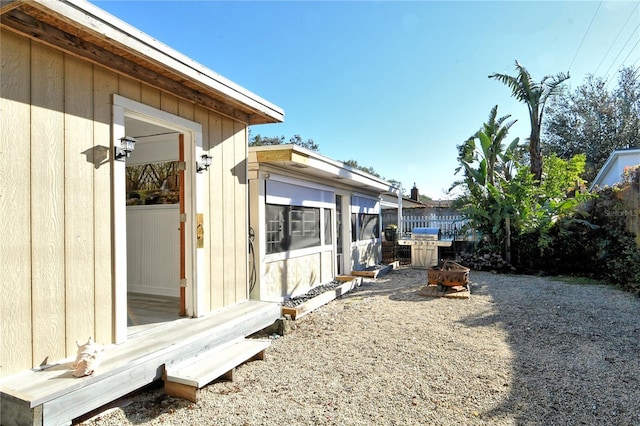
[359,213,379,240]
[265,204,321,254]
[324,208,332,246]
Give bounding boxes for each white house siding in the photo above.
[264,252,322,300]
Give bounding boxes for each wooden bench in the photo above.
[163,338,270,402]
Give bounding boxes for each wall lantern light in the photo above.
[114,136,137,161]
[197,154,213,173]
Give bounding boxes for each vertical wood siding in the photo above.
[93,67,118,345]
[0,30,251,376]
[0,30,33,375]
[233,122,248,302]
[64,55,96,355]
[208,113,225,309]
[30,42,66,366]
[195,106,212,311]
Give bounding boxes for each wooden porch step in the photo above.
[164,338,270,402]
[0,300,280,426]
[351,262,398,278]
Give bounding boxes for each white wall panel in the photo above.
[126,205,180,296]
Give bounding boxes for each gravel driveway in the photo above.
[79,267,640,425]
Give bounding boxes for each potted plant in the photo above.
[384,224,398,242]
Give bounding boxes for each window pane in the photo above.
[265,204,321,254]
[359,213,379,240]
[351,213,357,242]
[324,208,332,245]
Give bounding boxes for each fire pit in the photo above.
[427,260,469,287]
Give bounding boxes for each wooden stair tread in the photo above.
[165,338,270,388]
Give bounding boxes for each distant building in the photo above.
[590,147,640,190]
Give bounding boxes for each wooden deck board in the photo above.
[0,300,280,426]
[350,262,397,279]
[418,284,470,299]
[166,338,269,388]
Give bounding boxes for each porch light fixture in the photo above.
[197,154,213,173]
[114,136,137,161]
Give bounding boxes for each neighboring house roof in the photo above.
[0,0,284,124]
[381,195,427,210]
[590,147,640,190]
[423,199,454,209]
[249,144,401,196]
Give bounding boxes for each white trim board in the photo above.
[112,94,203,343]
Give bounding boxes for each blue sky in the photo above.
[94,1,640,199]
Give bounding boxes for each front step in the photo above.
[164,338,270,402]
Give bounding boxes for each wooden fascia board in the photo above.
[45,0,283,122]
[251,146,398,195]
[254,148,310,167]
[2,0,283,124]
[1,8,248,124]
[0,0,21,14]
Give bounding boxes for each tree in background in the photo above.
[249,132,319,151]
[543,67,640,183]
[454,105,590,266]
[418,194,433,204]
[489,61,570,183]
[452,106,521,249]
[342,159,381,178]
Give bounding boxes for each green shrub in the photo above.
[510,187,640,294]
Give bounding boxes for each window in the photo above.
[351,213,357,242]
[324,208,332,245]
[350,195,380,241]
[359,213,379,240]
[265,204,321,254]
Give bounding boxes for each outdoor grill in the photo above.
[397,227,452,268]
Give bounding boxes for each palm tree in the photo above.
[455,105,520,190]
[452,106,521,252]
[489,61,570,182]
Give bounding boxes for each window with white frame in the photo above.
[264,178,335,254]
[265,204,321,254]
[350,195,380,241]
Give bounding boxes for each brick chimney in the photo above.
[410,183,419,201]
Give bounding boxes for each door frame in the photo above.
[112,95,203,343]
[334,190,352,276]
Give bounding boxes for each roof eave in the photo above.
[1,0,284,124]
[249,145,401,196]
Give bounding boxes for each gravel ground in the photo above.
[79,267,640,426]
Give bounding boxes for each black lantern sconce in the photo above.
[114,136,137,161]
[196,154,213,173]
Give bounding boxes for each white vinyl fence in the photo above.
[401,214,470,239]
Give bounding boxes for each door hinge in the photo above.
[180,213,187,222]
[180,279,187,288]
[177,161,187,171]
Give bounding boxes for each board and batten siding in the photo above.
[0,30,249,377]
